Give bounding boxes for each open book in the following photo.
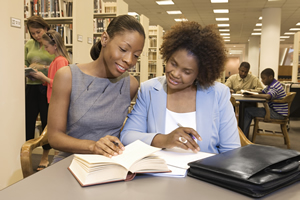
[240,89,259,95]
[68,140,170,186]
[25,67,36,76]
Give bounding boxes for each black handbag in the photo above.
[187,145,300,198]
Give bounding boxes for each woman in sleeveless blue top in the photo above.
[47,15,146,164]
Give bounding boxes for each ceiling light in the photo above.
[174,18,188,22]
[219,29,230,32]
[290,28,300,31]
[128,12,138,16]
[251,33,261,35]
[218,24,230,27]
[280,39,285,42]
[220,33,230,36]
[223,36,230,38]
[211,0,228,3]
[167,11,182,14]
[280,36,290,39]
[213,9,229,13]
[296,22,300,26]
[284,32,295,35]
[259,16,262,20]
[224,40,230,42]
[156,1,174,5]
[253,29,261,31]
[256,23,262,26]
[216,18,229,21]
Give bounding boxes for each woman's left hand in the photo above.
[29,71,46,81]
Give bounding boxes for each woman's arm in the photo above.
[48,66,124,157]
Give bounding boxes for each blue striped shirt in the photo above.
[262,79,288,116]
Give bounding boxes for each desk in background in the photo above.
[232,94,266,137]
[0,155,300,200]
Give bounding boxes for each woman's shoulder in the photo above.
[141,76,165,88]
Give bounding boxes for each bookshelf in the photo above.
[24,0,93,64]
[148,25,163,79]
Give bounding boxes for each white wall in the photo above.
[0,0,25,189]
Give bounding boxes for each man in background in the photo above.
[225,62,263,93]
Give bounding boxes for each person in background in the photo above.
[25,16,55,171]
[30,30,70,104]
[47,15,145,164]
[120,21,241,154]
[225,62,263,93]
[243,68,287,135]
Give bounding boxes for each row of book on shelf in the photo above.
[94,0,117,14]
[24,0,73,18]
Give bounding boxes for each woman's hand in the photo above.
[89,135,125,158]
[29,71,46,81]
[29,63,46,71]
[152,127,201,153]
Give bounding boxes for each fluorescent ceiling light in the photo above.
[224,40,230,42]
[280,36,290,39]
[218,24,230,27]
[223,36,230,38]
[251,33,261,35]
[128,12,138,16]
[213,9,229,13]
[216,18,229,21]
[220,33,230,36]
[290,28,300,31]
[284,32,295,35]
[174,18,188,22]
[296,22,300,26]
[256,23,262,26]
[219,29,230,32]
[167,10,182,14]
[156,1,174,5]
[280,39,285,42]
[259,16,262,20]
[253,29,261,31]
[211,0,228,3]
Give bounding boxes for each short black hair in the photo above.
[261,68,274,77]
[239,62,250,70]
[90,15,145,60]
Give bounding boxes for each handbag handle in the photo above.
[268,161,300,173]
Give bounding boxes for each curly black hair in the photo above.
[160,21,227,88]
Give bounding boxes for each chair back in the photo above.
[271,92,296,117]
[238,126,253,146]
[230,96,239,123]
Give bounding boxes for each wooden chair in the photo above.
[238,126,253,146]
[230,96,240,124]
[20,126,49,178]
[252,92,296,149]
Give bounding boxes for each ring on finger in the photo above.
[179,136,187,144]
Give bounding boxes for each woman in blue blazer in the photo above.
[121,22,241,154]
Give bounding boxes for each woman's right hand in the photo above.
[89,135,125,158]
[152,127,201,153]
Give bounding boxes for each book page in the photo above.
[241,89,258,95]
[111,140,161,170]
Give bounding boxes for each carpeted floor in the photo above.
[31,119,300,173]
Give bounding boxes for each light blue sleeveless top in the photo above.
[52,64,131,163]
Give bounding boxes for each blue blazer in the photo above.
[120,76,241,154]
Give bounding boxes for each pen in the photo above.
[177,123,198,141]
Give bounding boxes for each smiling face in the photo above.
[29,27,47,43]
[165,49,199,92]
[101,30,145,78]
[42,40,57,55]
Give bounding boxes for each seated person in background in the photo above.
[243,68,287,135]
[47,15,145,164]
[120,21,241,154]
[225,62,263,93]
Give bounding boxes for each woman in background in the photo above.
[25,15,55,171]
[121,21,241,154]
[47,15,145,164]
